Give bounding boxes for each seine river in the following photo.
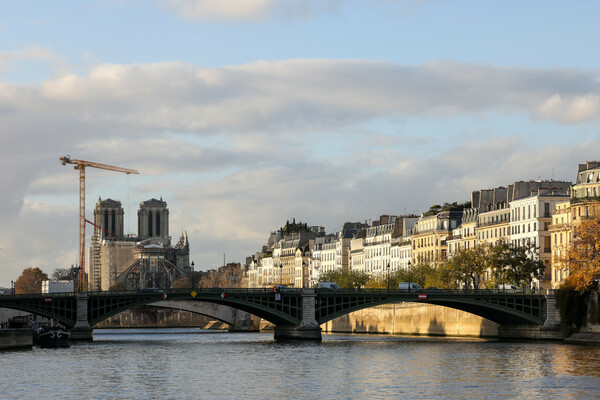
[2,329,600,400]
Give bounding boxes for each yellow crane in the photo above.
[60,155,139,291]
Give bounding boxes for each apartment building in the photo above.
[510,188,570,289]
[412,211,462,264]
[550,200,572,288]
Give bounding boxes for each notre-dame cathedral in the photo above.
[88,197,191,291]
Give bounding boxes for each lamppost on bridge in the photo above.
[279,263,283,285]
[73,266,80,293]
[386,263,390,292]
[407,260,412,292]
[190,261,195,288]
[302,261,307,288]
[11,280,14,295]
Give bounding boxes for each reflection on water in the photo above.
[2,330,600,400]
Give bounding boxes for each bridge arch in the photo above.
[315,291,546,326]
[148,300,246,326]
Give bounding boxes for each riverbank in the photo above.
[565,332,600,344]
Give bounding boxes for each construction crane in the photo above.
[60,155,139,291]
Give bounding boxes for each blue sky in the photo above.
[0,0,599,286]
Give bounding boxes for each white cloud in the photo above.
[2,59,598,142]
[0,46,63,74]
[1,56,599,284]
[166,0,340,22]
[536,94,600,124]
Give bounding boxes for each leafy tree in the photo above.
[562,214,600,292]
[318,270,370,288]
[15,267,48,294]
[445,246,488,289]
[409,263,436,288]
[51,267,77,281]
[440,201,472,212]
[172,271,204,289]
[364,275,387,289]
[430,261,459,289]
[191,264,245,288]
[499,242,545,288]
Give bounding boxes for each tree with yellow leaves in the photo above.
[562,214,600,292]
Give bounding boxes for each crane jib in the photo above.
[59,155,139,291]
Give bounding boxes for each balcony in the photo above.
[548,223,571,231]
[477,219,509,228]
[571,196,600,205]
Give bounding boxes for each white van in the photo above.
[398,282,422,291]
[317,282,340,291]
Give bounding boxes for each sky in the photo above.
[1,0,599,286]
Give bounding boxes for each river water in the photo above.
[2,329,600,400]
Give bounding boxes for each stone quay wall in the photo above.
[321,303,499,337]
[0,329,32,350]
[94,308,213,328]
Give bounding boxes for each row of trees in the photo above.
[319,240,546,290]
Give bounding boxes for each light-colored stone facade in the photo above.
[550,200,571,288]
[509,189,570,289]
[412,211,462,265]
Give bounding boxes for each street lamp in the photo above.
[73,266,80,292]
[302,261,307,288]
[407,260,412,292]
[386,263,390,292]
[190,261,195,288]
[279,263,283,285]
[11,280,14,295]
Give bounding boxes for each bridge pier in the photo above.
[70,293,93,341]
[274,289,322,342]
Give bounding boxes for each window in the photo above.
[148,211,153,236]
[156,212,161,236]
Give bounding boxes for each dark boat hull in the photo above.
[34,328,71,348]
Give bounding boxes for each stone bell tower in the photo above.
[93,198,124,239]
[137,198,170,246]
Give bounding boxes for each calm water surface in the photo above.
[2,329,600,400]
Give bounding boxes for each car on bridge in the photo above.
[398,282,423,291]
[317,282,340,291]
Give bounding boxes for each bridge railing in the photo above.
[316,288,550,296]
[0,287,552,298]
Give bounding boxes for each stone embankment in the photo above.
[565,332,600,344]
[321,303,499,337]
[0,329,32,350]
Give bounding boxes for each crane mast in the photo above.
[60,155,139,291]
